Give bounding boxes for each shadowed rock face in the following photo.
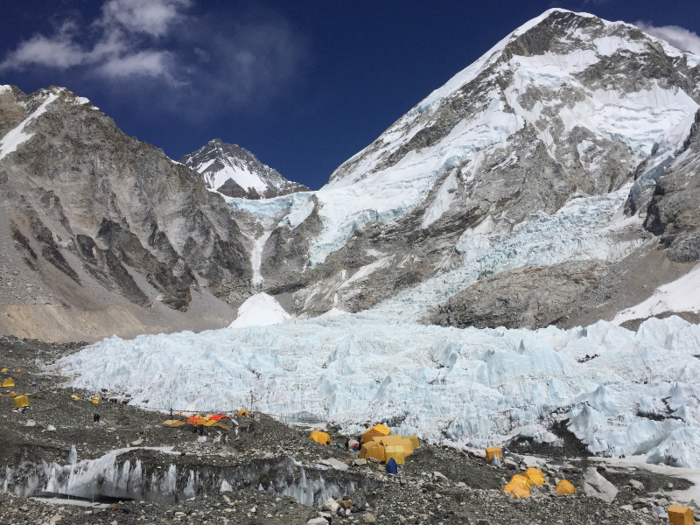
[644,110,700,263]
[0,86,252,337]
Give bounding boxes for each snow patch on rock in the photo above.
[613,264,700,325]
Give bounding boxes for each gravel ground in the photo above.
[0,335,696,525]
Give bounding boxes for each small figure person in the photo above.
[93,413,101,423]
[198,423,204,436]
[192,422,198,434]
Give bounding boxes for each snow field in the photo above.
[58,315,700,467]
[368,185,645,323]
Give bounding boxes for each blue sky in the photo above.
[1,0,699,189]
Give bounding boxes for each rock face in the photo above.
[180,139,309,200]
[643,110,700,263]
[428,261,608,329]
[236,9,700,327]
[0,86,252,340]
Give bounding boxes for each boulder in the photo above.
[583,467,618,503]
[629,479,644,490]
[321,498,339,513]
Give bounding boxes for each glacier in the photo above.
[56,184,700,466]
[57,312,700,467]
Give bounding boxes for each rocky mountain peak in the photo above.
[180,138,309,199]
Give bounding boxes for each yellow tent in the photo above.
[92,397,99,404]
[501,484,531,498]
[7,392,17,398]
[668,505,694,525]
[555,480,576,495]
[237,409,249,417]
[371,423,391,435]
[163,420,186,427]
[371,435,415,456]
[309,430,331,445]
[524,468,545,486]
[509,475,533,490]
[361,424,390,443]
[485,446,502,462]
[13,395,29,408]
[360,442,386,463]
[71,394,81,400]
[361,428,384,443]
[2,378,15,388]
[406,435,420,449]
[1,368,7,372]
[385,445,405,465]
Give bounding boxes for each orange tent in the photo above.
[208,415,230,421]
[309,430,331,445]
[237,409,249,417]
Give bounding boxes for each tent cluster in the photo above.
[2,371,30,408]
[359,424,420,465]
[500,466,576,498]
[175,414,232,430]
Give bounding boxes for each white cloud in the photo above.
[635,21,700,55]
[0,0,190,78]
[97,50,173,79]
[4,25,85,69]
[0,2,307,115]
[101,0,191,38]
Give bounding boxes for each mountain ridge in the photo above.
[1,8,700,340]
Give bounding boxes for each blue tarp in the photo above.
[386,457,398,475]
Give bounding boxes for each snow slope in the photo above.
[229,293,291,329]
[613,264,700,325]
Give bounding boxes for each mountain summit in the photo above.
[180,139,309,199]
[239,8,700,325]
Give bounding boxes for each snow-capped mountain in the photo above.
[180,139,309,199]
[230,8,700,327]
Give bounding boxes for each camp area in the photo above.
[358,424,420,466]
[178,413,233,429]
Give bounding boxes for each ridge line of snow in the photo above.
[0,93,58,160]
